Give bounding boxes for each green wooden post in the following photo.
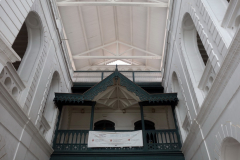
[133,72,135,82]
[90,103,95,130]
[139,103,147,150]
[101,72,104,80]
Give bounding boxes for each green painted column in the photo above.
[90,103,96,130]
[139,103,147,150]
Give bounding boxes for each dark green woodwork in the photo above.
[140,103,147,151]
[55,68,176,104]
[50,152,185,160]
[72,82,164,93]
[51,152,185,160]
[53,129,181,153]
[51,68,184,159]
[90,103,95,130]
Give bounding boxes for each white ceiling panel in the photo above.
[132,6,147,50]
[81,6,102,49]
[58,0,168,71]
[148,7,167,55]
[59,6,87,55]
[117,6,131,43]
[99,6,116,44]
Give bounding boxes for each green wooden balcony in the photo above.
[53,129,181,153]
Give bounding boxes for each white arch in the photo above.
[17,11,44,83]
[220,137,240,160]
[181,13,206,85]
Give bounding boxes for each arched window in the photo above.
[220,137,240,160]
[182,13,209,84]
[94,120,115,130]
[172,72,189,141]
[134,120,155,143]
[43,72,60,143]
[134,120,155,130]
[12,12,43,83]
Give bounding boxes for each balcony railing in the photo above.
[53,129,181,152]
[73,71,162,83]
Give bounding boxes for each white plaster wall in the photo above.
[163,0,240,159]
[61,105,176,131]
[0,0,72,160]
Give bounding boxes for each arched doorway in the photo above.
[94,120,115,130]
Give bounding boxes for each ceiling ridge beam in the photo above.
[118,41,161,57]
[57,2,168,7]
[73,41,117,56]
[73,56,161,59]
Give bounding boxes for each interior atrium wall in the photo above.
[163,0,240,159]
[1,0,240,159]
[0,0,72,159]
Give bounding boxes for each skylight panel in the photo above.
[107,60,131,65]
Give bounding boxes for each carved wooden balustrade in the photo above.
[52,129,181,153]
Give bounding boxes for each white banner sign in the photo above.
[88,130,143,148]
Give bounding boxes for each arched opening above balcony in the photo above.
[12,12,43,83]
[181,13,209,84]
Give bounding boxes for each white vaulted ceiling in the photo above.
[57,0,169,71]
